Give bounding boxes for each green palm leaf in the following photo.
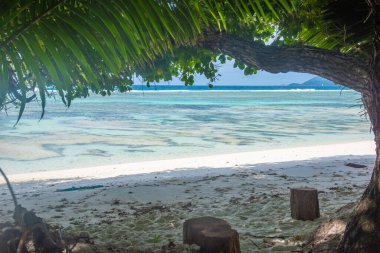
[0,0,294,122]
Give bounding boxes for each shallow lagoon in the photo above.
[0,90,371,174]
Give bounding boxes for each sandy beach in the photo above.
[0,141,376,252]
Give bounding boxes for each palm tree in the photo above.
[0,0,211,122]
[0,0,379,252]
[1,0,289,119]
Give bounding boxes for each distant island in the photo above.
[287,76,337,87]
[130,76,343,91]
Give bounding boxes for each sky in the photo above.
[142,59,316,86]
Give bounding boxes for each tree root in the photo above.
[301,203,356,253]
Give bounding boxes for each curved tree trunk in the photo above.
[198,7,379,250]
[198,3,379,250]
[338,0,380,252]
[199,31,369,93]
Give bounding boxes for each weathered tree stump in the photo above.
[290,188,320,221]
[183,216,240,253]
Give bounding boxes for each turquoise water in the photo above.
[0,89,372,174]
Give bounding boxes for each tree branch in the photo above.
[0,167,18,208]
[199,31,370,93]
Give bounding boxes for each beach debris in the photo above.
[290,188,320,221]
[167,240,176,248]
[214,187,232,193]
[125,243,200,253]
[111,199,121,205]
[181,202,192,210]
[131,204,170,216]
[248,238,261,249]
[229,197,241,204]
[332,172,344,177]
[244,233,289,239]
[71,242,96,253]
[345,162,367,168]
[0,167,101,253]
[245,233,303,251]
[56,185,104,192]
[68,231,95,253]
[183,216,240,253]
[290,235,303,242]
[0,167,65,252]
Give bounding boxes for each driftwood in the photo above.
[344,162,367,168]
[14,204,62,252]
[0,167,66,253]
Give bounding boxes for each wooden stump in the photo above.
[290,188,320,221]
[183,216,240,253]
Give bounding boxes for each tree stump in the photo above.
[183,216,240,253]
[290,188,320,221]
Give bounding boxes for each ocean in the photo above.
[0,86,372,174]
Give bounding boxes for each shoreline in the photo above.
[4,140,375,184]
[0,141,376,252]
[127,89,351,92]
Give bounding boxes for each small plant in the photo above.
[152,234,161,244]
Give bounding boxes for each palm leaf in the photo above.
[0,0,294,121]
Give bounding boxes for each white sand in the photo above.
[5,141,375,183]
[0,141,376,252]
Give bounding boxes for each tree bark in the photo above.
[338,1,380,252]
[197,11,380,252]
[183,216,240,253]
[290,188,320,221]
[199,31,369,93]
[196,6,380,251]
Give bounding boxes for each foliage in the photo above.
[0,0,373,122]
[137,0,372,92]
[151,234,162,244]
[0,0,207,122]
[0,0,297,122]
[295,0,373,58]
[136,47,219,87]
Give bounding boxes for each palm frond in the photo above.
[0,0,293,121]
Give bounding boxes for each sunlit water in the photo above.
[0,89,372,174]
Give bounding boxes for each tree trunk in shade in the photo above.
[197,2,380,251]
[338,1,380,252]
